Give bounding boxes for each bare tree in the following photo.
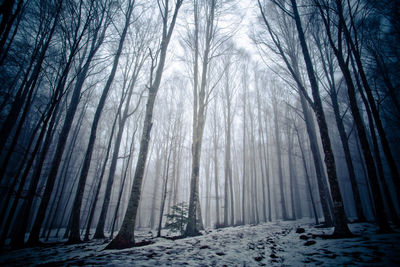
[314,0,391,233]
[68,0,135,244]
[93,17,149,239]
[106,0,183,249]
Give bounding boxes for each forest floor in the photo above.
[0,220,400,266]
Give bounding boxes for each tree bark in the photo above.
[186,0,215,236]
[27,11,108,244]
[291,0,351,236]
[272,91,288,220]
[68,2,134,244]
[295,123,319,224]
[337,0,400,204]
[106,0,182,249]
[316,0,391,233]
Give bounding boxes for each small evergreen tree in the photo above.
[165,202,189,235]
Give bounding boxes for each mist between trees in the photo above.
[0,0,399,250]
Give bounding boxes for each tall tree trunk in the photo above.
[93,119,127,239]
[317,0,390,233]
[255,83,267,222]
[47,103,87,241]
[0,0,62,161]
[27,15,108,245]
[314,33,366,222]
[157,139,172,237]
[295,123,319,224]
[205,146,211,227]
[0,102,59,248]
[106,0,182,249]
[291,0,351,236]
[68,2,134,244]
[150,148,162,229]
[83,107,119,241]
[110,127,136,239]
[272,94,288,220]
[223,63,234,226]
[94,64,142,239]
[213,111,220,226]
[261,108,272,222]
[186,0,215,236]
[287,124,296,220]
[299,93,333,226]
[10,99,62,248]
[355,130,375,216]
[241,71,247,225]
[337,0,400,203]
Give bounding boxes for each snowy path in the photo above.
[0,221,399,266]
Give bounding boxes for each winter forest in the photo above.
[0,0,400,265]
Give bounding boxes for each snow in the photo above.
[1,221,400,266]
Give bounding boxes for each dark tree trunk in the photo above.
[337,0,400,205]
[291,0,351,236]
[27,14,108,245]
[0,103,59,248]
[317,0,391,233]
[110,127,136,239]
[10,99,62,248]
[106,0,182,249]
[295,123,319,225]
[314,33,367,222]
[68,2,134,244]
[83,109,119,241]
[0,0,62,164]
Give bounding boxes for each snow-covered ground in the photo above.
[1,220,399,266]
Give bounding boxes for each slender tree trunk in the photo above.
[299,93,333,226]
[27,17,107,245]
[272,95,288,220]
[205,146,211,227]
[10,100,62,248]
[291,0,351,236]
[295,123,319,224]
[186,0,215,236]
[68,2,134,244]
[46,104,87,241]
[337,0,400,203]
[318,0,391,232]
[83,109,119,241]
[0,0,62,161]
[157,140,172,237]
[314,33,366,222]
[241,74,247,225]
[261,108,272,222]
[287,126,296,220]
[106,0,182,249]
[150,148,162,229]
[213,113,220,226]
[255,84,267,222]
[94,68,142,239]
[111,129,136,238]
[355,130,375,216]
